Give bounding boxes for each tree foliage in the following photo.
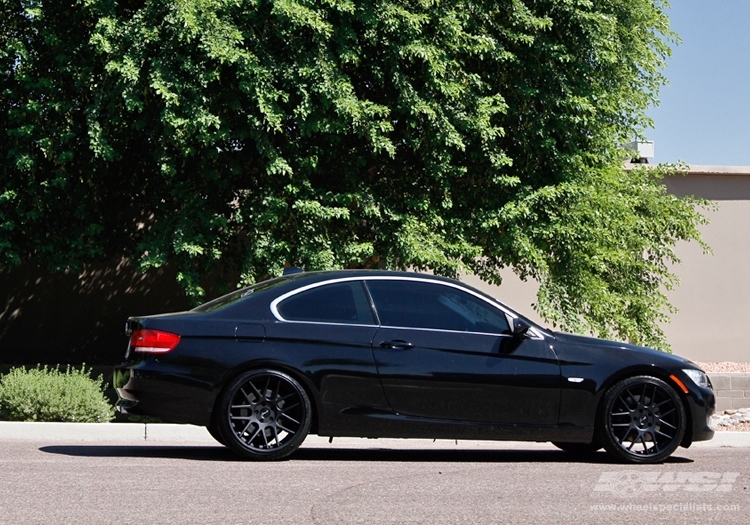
[1,0,708,349]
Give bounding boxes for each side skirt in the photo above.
[319,408,594,443]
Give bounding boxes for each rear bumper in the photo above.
[113,365,138,415]
[113,361,217,426]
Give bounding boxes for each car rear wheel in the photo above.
[552,441,602,454]
[597,376,686,464]
[217,369,311,461]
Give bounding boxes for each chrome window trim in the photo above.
[374,323,513,338]
[269,275,545,340]
[272,319,379,329]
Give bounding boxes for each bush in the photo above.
[0,365,114,422]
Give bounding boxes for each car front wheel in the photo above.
[216,369,312,461]
[597,375,686,464]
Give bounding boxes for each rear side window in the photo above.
[277,282,376,325]
[366,280,510,334]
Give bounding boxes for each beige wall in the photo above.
[464,167,750,363]
[662,172,750,362]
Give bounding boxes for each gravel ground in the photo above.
[721,422,750,431]
[696,361,750,373]
[712,408,750,432]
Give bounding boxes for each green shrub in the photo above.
[0,365,114,422]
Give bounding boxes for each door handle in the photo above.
[380,340,414,350]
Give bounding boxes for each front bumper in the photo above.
[685,385,715,445]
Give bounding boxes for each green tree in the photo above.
[0,0,707,349]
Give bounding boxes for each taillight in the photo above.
[130,329,181,353]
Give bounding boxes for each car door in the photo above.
[366,278,561,425]
[267,279,390,433]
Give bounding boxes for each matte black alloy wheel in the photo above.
[217,369,311,460]
[598,376,686,464]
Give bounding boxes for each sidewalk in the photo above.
[1,421,749,448]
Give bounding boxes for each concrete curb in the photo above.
[1,422,749,448]
[0,422,213,442]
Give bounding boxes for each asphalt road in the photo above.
[1,425,748,524]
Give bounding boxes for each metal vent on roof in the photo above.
[626,140,654,164]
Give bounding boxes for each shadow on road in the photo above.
[39,445,238,461]
[39,445,694,464]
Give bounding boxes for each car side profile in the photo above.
[113,270,715,463]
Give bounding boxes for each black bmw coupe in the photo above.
[114,270,715,463]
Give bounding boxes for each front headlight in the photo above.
[683,369,711,389]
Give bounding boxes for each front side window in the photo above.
[277,281,375,325]
[366,280,510,334]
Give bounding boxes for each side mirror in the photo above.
[512,318,531,338]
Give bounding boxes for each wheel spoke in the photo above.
[246,426,262,444]
[239,420,254,437]
[658,419,677,430]
[239,388,253,404]
[624,388,637,403]
[247,381,263,400]
[655,428,673,439]
[279,402,300,413]
[276,422,296,435]
[263,376,271,400]
[658,407,676,418]
[272,378,280,402]
[279,413,300,425]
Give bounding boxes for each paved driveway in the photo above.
[0,424,748,524]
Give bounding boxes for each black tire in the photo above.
[216,369,312,461]
[207,419,228,447]
[597,376,686,464]
[552,441,602,454]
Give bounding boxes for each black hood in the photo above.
[551,331,698,368]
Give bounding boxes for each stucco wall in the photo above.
[661,173,750,362]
